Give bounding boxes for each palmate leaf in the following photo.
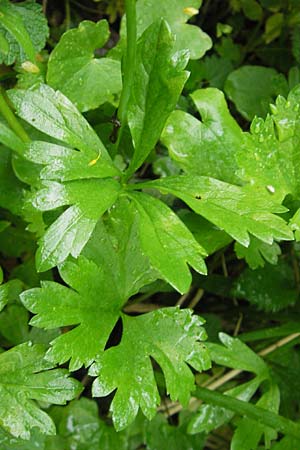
[9,84,121,271]
[128,191,207,293]
[126,19,190,175]
[0,342,81,439]
[21,256,123,371]
[136,175,293,247]
[21,197,158,370]
[47,20,122,112]
[90,307,211,430]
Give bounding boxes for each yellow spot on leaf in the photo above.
[21,61,40,74]
[183,7,198,16]
[88,151,101,166]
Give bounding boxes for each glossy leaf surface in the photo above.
[138,175,293,247]
[91,307,210,430]
[161,88,243,184]
[126,20,189,175]
[21,256,123,371]
[128,191,207,293]
[134,0,212,59]
[0,342,81,439]
[47,21,122,112]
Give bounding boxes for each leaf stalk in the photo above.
[0,87,30,143]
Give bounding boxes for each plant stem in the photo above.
[0,87,30,142]
[162,332,300,416]
[116,0,136,153]
[194,386,300,439]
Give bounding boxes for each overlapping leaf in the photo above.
[137,175,293,247]
[9,84,121,271]
[90,307,211,430]
[161,88,243,184]
[0,342,81,439]
[225,65,288,120]
[83,197,157,300]
[128,191,207,293]
[235,236,281,269]
[232,260,298,312]
[47,20,122,112]
[126,19,189,176]
[237,85,300,201]
[134,0,212,59]
[21,256,123,371]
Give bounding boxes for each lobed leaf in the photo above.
[137,175,293,247]
[128,191,207,293]
[21,256,123,371]
[90,307,210,430]
[0,342,82,439]
[47,20,122,112]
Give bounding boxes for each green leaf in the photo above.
[180,212,232,255]
[207,332,269,377]
[90,307,211,430]
[231,383,280,450]
[0,279,23,313]
[134,0,212,59]
[232,260,298,312]
[235,236,281,269]
[0,0,48,65]
[9,84,122,270]
[185,55,234,91]
[263,13,284,44]
[0,428,48,450]
[0,342,82,439]
[0,147,25,215]
[225,66,288,121]
[83,197,157,300]
[239,0,263,21]
[237,86,300,200]
[47,20,122,112]
[272,436,300,450]
[0,304,29,345]
[145,413,205,449]
[188,378,261,434]
[0,119,26,154]
[126,19,189,175]
[137,175,293,247]
[291,25,300,64]
[54,398,128,450]
[161,88,243,184]
[32,177,121,271]
[128,191,207,293]
[9,84,118,172]
[21,256,123,371]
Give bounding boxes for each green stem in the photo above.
[0,87,30,143]
[116,0,136,153]
[195,386,300,439]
